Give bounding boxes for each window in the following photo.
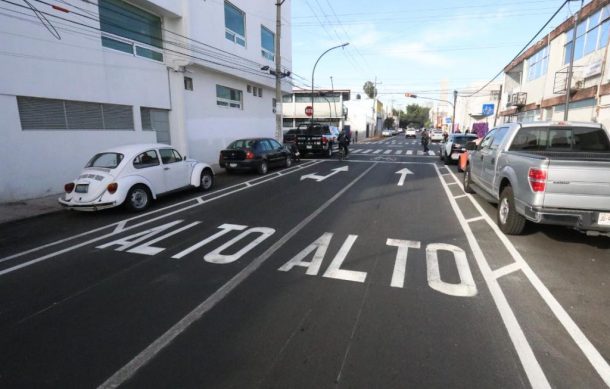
[282,94,293,103]
[133,150,160,169]
[509,126,610,151]
[184,77,193,91]
[261,26,275,61]
[565,5,610,64]
[283,118,294,127]
[86,153,124,169]
[225,1,245,46]
[216,85,242,109]
[527,46,548,81]
[17,96,133,130]
[490,127,509,149]
[479,129,496,150]
[269,139,282,149]
[99,0,163,61]
[159,148,181,164]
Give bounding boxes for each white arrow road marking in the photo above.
[395,168,414,186]
[300,166,349,182]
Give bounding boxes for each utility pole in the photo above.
[274,1,286,141]
[371,77,381,135]
[564,0,584,120]
[330,75,336,118]
[494,84,503,127]
[451,90,457,133]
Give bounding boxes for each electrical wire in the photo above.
[23,0,61,39]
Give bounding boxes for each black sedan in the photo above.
[219,138,293,175]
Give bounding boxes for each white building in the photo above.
[344,97,384,140]
[500,0,610,127]
[0,0,291,202]
[281,89,350,130]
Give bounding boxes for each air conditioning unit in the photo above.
[571,76,584,90]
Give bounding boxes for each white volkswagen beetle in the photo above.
[59,143,214,211]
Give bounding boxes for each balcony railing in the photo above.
[506,92,527,108]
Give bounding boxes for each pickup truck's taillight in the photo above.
[246,151,255,159]
[322,137,328,144]
[528,168,547,192]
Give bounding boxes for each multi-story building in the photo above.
[500,0,610,127]
[281,89,350,130]
[0,0,291,202]
[455,83,502,132]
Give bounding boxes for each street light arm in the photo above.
[406,94,453,108]
[311,43,349,123]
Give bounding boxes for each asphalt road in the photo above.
[0,135,608,388]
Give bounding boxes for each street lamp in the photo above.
[311,43,349,124]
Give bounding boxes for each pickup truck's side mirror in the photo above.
[465,141,477,151]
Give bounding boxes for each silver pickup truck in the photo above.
[463,121,610,236]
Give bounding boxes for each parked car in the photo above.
[405,128,417,138]
[382,128,393,137]
[219,137,292,175]
[430,130,444,142]
[440,133,478,164]
[463,121,610,236]
[59,143,214,212]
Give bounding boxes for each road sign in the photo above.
[482,104,495,116]
[305,106,313,116]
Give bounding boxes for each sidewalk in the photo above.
[0,193,63,225]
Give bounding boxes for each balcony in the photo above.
[506,92,527,108]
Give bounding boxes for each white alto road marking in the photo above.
[465,216,484,223]
[204,227,276,264]
[446,168,610,386]
[0,161,325,276]
[278,233,332,275]
[322,235,367,283]
[97,162,379,389]
[300,166,349,182]
[386,239,421,288]
[96,220,185,252]
[395,168,414,186]
[492,262,522,279]
[434,164,550,388]
[127,222,201,256]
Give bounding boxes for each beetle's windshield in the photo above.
[85,153,124,169]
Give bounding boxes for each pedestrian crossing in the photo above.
[350,148,437,156]
[365,140,424,145]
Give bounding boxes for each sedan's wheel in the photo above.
[463,165,475,194]
[497,186,526,235]
[257,160,268,175]
[199,169,214,191]
[285,156,292,168]
[125,185,150,212]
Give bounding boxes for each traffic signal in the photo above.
[405,93,417,98]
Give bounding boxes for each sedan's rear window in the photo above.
[510,126,610,152]
[228,139,256,149]
[452,135,477,144]
[86,152,123,169]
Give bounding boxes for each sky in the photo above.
[289,0,591,110]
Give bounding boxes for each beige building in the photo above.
[500,0,610,126]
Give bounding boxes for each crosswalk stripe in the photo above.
[383,149,392,154]
[406,150,413,155]
[362,149,372,154]
[395,150,403,155]
[351,149,362,154]
[373,149,382,154]
[428,150,436,156]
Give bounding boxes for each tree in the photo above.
[363,81,377,99]
[383,117,395,129]
[399,104,432,128]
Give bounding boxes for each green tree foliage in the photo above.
[399,104,432,128]
[363,81,377,99]
[383,117,395,129]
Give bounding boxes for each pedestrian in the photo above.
[421,128,430,153]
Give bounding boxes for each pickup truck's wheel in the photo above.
[125,185,151,212]
[284,156,292,168]
[498,186,526,235]
[463,165,475,193]
[199,169,214,191]
[257,160,268,175]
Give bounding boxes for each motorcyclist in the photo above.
[338,129,350,157]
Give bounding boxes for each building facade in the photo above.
[0,0,291,202]
[500,0,610,127]
[281,89,350,130]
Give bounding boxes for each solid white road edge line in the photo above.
[0,161,325,277]
[433,164,550,389]
[445,168,610,386]
[97,163,379,389]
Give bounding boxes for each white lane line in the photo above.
[445,169,610,386]
[395,150,403,155]
[434,164,551,388]
[373,149,382,154]
[0,161,326,277]
[383,150,392,154]
[493,262,522,279]
[465,216,484,223]
[98,163,380,389]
